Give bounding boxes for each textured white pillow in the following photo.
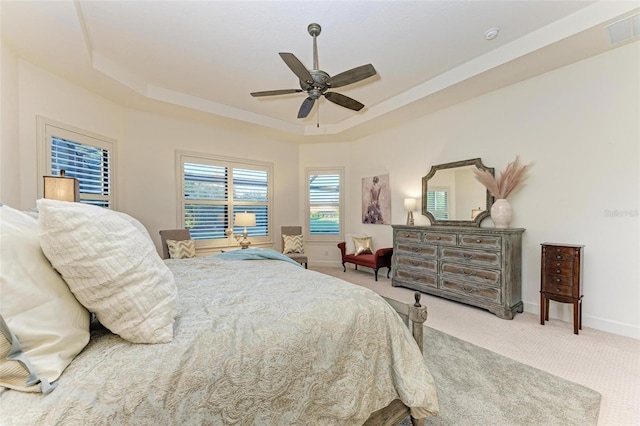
[0,205,90,393]
[37,199,177,344]
[345,233,370,255]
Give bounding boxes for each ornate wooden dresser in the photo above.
[539,243,585,334]
[391,225,525,319]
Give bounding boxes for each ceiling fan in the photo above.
[250,23,377,119]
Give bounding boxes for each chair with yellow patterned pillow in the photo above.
[159,229,193,259]
[281,226,308,269]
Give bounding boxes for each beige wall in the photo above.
[302,41,640,338]
[2,38,638,338]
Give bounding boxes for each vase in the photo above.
[491,198,512,229]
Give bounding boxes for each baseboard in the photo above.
[522,300,639,340]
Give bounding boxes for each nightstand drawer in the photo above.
[545,246,576,262]
[544,274,574,287]
[544,262,574,277]
[543,282,574,297]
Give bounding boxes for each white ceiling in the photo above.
[2,1,638,142]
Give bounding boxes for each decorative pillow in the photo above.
[37,199,177,344]
[282,234,304,254]
[345,233,370,254]
[0,205,90,393]
[167,239,196,259]
[353,236,373,255]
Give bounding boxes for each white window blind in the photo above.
[307,169,343,237]
[427,189,449,220]
[179,152,272,246]
[38,117,116,208]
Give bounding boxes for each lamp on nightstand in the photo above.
[234,212,256,249]
[43,170,79,202]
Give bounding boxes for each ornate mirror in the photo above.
[421,158,494,227]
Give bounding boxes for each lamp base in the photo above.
[239,239,251,249]
[406,211,414,226]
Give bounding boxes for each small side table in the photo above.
[540,243,585,335]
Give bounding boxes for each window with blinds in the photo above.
[179,152,272,246]
[427,189,449,220]
[38,117,116,208]
[307,168,343,238]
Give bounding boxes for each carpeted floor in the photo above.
[399,326,601,425]
[310,266,639,425]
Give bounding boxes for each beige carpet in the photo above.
[311,267,640,426]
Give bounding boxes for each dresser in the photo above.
[540,243,584,334]
[391,225,525,319]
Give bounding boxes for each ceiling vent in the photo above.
[606,13,640,45]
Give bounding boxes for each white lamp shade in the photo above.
[403,198,417,211]
[235,212,256,227]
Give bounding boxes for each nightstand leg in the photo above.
[573,300,579,335]
[540,293,545,325]
[579,297,583,330]
[544,296,550,321]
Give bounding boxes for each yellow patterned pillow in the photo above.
[353,236,373,255]
[167,239,196,259]
[283,234,304,254]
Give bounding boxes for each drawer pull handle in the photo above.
[460,269,476,276]
[462,286,475,293]
[461,253,475,259]
[556,278,561,283]
[476,239,482,243]
[556,269,561,274]
[556,255,563,260]
[556,288,561,292]
[436,236,441,240]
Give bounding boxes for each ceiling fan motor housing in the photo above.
[300,70,330,98]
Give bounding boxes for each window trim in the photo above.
[305,166,344,243]
[175,150,274,251]
[37,116,117,208]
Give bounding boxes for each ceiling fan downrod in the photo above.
[308,23,321,71]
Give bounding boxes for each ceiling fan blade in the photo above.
[250,89,303,97]
[298,97,316,118]
[279,52,314,84]
[324,92,364,111]
[327,64,376,88]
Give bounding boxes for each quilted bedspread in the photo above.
[0,255,438,425]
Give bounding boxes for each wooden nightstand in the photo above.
[540,243,585,334]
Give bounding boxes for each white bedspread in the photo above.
[0,255,438,425]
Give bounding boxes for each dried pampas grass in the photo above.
[474,156,534,199]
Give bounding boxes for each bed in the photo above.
[0,201,439,425]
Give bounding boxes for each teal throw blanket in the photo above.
[211,248,302,267]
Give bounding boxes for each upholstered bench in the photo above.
[337,242,393,281]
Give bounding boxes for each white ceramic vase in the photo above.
[491,198,512,229]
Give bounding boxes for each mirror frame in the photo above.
[421,158,494,227]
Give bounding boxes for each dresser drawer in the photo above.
[545,246,576,262]
[395,229,422,242]
[440,279,501,304]
[396,256,437,272]
[396,242,437,258]
[459,234,502,250]
[440,247,501,268]
[422,232,456,245]
[395,269,437,289]
[441,262,500,286]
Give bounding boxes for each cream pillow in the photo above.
[282,234,304,254]
[353,236,374,255]
[167,239,196,259]
[345,233,370,254]
[0,205,90,393]
[37,199,177,344]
